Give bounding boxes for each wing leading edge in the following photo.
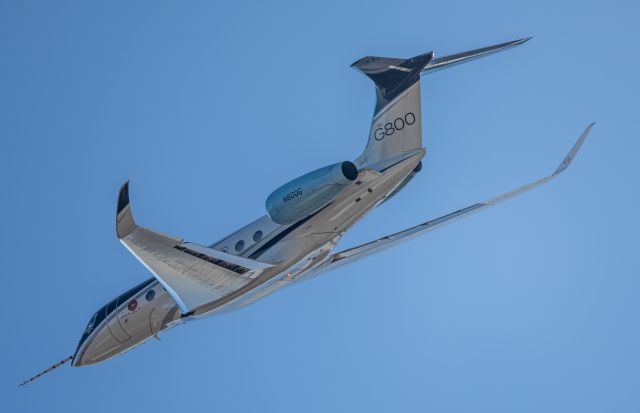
[314,123,594,274]
[116,183,273,313]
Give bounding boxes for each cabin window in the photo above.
[235,240,245,252]
[146,289,155,302]
[253,230,263,242]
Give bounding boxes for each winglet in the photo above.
[117,180,130,215]
[116,180,137,238]
[553,122,595,176]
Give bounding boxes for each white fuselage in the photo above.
[72,150,424,366]
[27,37,543,382]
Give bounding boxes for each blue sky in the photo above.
[1,1,639,411]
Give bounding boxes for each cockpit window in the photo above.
[106,298,118,316]
[84,313,97,335]
[73,278,155,357]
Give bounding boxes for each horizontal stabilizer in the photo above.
[421,37,531,75]
[116,182,273,313]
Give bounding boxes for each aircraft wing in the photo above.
[313,123,594,274]
[116,182,273,314]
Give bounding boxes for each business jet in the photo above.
[21,37,593,385]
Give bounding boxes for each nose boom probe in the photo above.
[19,355,73,386]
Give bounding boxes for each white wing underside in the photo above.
[312,123,594,275]
[115,184,273,314]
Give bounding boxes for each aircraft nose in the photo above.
[72,323,123,367]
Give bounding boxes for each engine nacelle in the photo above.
[266,161,358,225]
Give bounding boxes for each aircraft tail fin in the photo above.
[352,52,433,170]
[353,38,531,170]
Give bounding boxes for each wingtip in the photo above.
[117,180,130,215]
[553,123,595,176]
[116,180,138,238]
[511,36,533,46]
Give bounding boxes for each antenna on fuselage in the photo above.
[19,355,73,386]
